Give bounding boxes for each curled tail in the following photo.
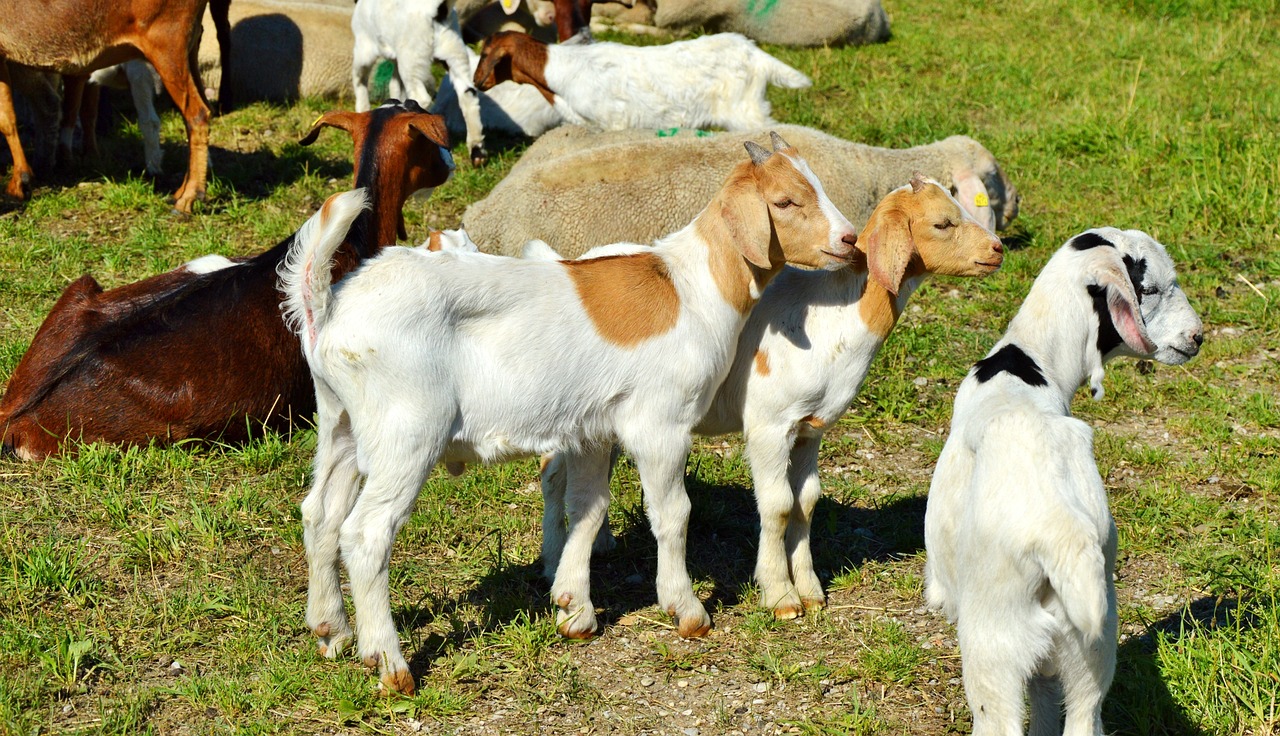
[279,189,370,356]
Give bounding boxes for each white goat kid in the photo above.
[472,31,811,132]
[351,0,488,165]
[279,133,858,694]
[924,229,1203,736]
[538,176,1006,618]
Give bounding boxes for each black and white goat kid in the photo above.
[923,228,1203,736]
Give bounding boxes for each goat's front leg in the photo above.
[549,447,612,638]
[786,432,826,610]
[626,430,710,638]
[338,432,439,695]
[541,447,620,580]
[745,423,804,618]
[433,14,487,166]
[301,388,362,659]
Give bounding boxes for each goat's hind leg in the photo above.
[0,62,35,199]
[786,433,826,611]
[958,613,1036,736]
[144,40,210,214]
[301,386,362,659]
[550,447,612,638]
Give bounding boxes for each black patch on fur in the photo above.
[1123,255,1148,303]
[973,344,1048,386]
[1070,232,1115,251]
[434,0,449,23]
[1088,284,1124,356]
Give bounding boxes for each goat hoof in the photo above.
[380,668,416,695]
[362,654,380,671]
[772,603,804,621]
[676,614,712,639]
[801,596,827,612]
[470,145,488,167]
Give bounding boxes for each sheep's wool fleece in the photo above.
[462,125,1018,258]
[655,0,889,47]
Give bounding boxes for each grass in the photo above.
[1,0,1278,733]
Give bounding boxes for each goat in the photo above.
[473,31,811,132]
[0,0,213,214]
[351,0,488,166]
[279,133,859,694]
[0,102,454,460]
[923,229,1203,736]
[539,175,1005,618]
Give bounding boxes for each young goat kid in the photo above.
[540,175,1005,618]
[924,230,1203,736]
[473,31,810,132]
[0,102,454,460]
[280,134,858,694]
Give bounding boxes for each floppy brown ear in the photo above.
[1094,260,1157,355]
[300,111,362,146]
[860,206,914,295]
[407,114,451,149]
[473,42,511,89]
[718,166,773,269]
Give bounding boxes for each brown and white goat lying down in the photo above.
[0,102,454,460]
[538,175,1005,619]
[279,134,858,694]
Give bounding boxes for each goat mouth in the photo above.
[822,249,856,263]
[974,260,1002,269]
[1170,344,1200,359]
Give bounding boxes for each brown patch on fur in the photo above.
[474,31,555,104]
[426,231,443,252]
[800,414,826,430]
[754,349,771,375]
[858,281,902,340]
[564,253,680,347]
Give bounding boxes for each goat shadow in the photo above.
[396,455,928,677]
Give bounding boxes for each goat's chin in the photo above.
[1154,342,1199,366]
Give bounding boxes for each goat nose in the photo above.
[992,241,1004,254]
[841,233,858,248]
[1193,331,1204,347]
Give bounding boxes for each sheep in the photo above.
[462,125,1020,259]
[0,0,211,213]
[351,0,488,166]
[923,229,1203,736]
[537,174,1006,618]
[472,31,811,133]
[430,48,564,140]
[0,102,455,460]
[278,133,859,694]
[655,0,890,48]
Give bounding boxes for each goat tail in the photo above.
[756,50,811,90]
[279,189,370,355]
[1040,540,1110,643]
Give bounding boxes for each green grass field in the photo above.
[1,0,1277,733]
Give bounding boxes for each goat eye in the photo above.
[774,199,795,209]
[934,220,954,230]
[1142,285,1159,296]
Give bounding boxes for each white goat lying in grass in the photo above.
[351,0,488,165]
[472,31,811,132]
[279,133,857,694]
[536,175,1005,618]
[924,229,1203,736]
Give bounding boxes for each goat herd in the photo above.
[0,2,1208,734]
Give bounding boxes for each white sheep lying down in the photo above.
[462,124,1019,258]
[535,175,1006,618]
[925,230,1203,736]
[279,134,858,694]
[472,31,810,133]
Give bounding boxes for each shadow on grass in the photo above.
[1104,595,1234,735]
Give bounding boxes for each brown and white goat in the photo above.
[0,102,454,460]
[0,0,216,213]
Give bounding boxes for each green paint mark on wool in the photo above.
[372,60,395,101]
[746,0,780,19]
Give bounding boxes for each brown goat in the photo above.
[0,0,212,213]
[0,101,453,460]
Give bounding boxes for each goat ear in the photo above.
[299,111,360,146]
[721,169,774,269]
[407,114,451,149]
[860,206,913,296]
[1094,261,1157,355]
[952,168,996,232]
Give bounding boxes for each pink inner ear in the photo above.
[1108,290,1157,355]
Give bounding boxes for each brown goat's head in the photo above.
[300,101,454,243]
[474,31,554,103]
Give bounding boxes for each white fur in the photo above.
[431,48,564,139]
[182,254,237,274]
[77,60,164,175]
[351,0,487,158]
[536,33,810,131]
[923,229,1202,736]
[279,148,858,690]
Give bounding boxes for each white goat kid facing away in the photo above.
[279,133,858,694]
[472,31,811,132]
[923,229,1203,736]
[538,175,1006,619]
[351,0,488,165]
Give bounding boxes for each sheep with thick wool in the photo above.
[279,133,858,694]
[654,0,890,47]
[473,31,810,133]
[536,175,1006,618]
[924,229,1203,736]
[462,125,1019,258]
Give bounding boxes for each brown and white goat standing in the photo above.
[0,102,454,460]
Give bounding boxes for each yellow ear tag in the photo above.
[499,0,520,14]
[974,192,990,208]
